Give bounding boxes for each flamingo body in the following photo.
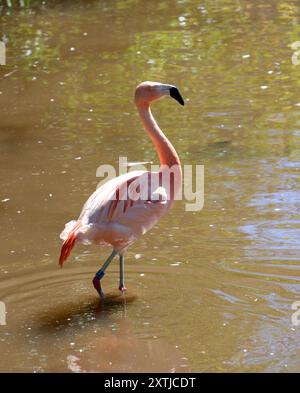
[60,169,171,258]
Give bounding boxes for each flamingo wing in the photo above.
[60,170,170,252]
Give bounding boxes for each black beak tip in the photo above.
[170,86,185,106]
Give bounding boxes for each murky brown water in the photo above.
[1,0,300,372]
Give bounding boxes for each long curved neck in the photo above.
[137,103,181,168]
[137,102,182,202]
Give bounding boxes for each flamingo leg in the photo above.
[119,255,127,292]
[92,249,118,298]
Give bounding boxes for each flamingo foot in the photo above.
[93,276,105,299]
[119,284,127,293]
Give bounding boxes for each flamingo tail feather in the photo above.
[59,223,80,267]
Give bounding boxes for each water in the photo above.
[1,0,300,372]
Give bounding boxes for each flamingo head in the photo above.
[135,81,184,107]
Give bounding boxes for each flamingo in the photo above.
[59,81,184,298]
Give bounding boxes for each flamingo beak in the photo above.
[169,86,184,106]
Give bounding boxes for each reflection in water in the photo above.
[37,294,189,373]
[37,294,134,331]
[1,0,300,372]
[69,332,190,373]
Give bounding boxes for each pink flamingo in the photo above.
[59,81,184,298]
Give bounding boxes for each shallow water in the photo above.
[1,0,300,372]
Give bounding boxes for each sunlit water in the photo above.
[1,0,300,372]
